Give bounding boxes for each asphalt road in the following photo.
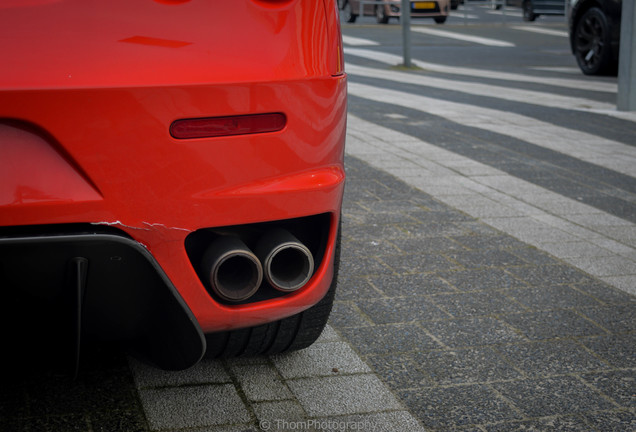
[3,5,635,432]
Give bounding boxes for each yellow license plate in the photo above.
[413,1,436,9]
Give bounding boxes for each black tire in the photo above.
[204,229,341,358]
[522,0,536,22]
[375,4,389,24]
[343,1,358,23]
[434,16,447,24]
[573,7,615,76]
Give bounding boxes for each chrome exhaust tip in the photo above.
[256,228,314,293]
[201,236,263,302]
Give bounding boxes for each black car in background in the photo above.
[504,0,565,21]
[567,0,622,75]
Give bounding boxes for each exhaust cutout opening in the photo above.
[201,237,263,302]
[265,243,314,292]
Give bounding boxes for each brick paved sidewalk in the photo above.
[332,155,635,430]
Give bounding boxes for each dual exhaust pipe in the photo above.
[200,229,314,302]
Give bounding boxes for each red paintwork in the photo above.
[0,0,346,333]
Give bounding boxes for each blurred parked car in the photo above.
[567,0,622,75]
[0,0,347,373]
[340,0,451,24]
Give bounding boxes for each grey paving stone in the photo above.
[356,199,428,215]
[365,355,433,391]
[506,265,596,286]
[408,209,472,223]
[138,385,250,430]
[564,256,636,278]
[539,241,617,259]
[337,323,441,354]
[450,234,528,252]
[330,302,372,328]
[287,375,402,417]
[341,238,402,258]
[431,291,527,317]
[399,384,521,428]
[354,211,421,225]
[501,310,607,340]
[314,325,342,343]
[342,186,381,203]
[581,370,636,409]
[222,355,269,367]
[509,246,565,266]
[484,415,594,431]
[271,341,370,379]
[231,364,291,402]
[201,426,259,432]
[505,285,603,311]
[335,275,383,301]
[580,334,636,368]
[445,249,527,269]
[252,400,306,425]
[129,358,230,389]
[343,224,417,243]
[423,317,525,348]
[583,410,636,431]
[357,297,449,324]
[437,268,528,291]
[415,347,522,385]
[601,275,636,296]
[378,252,459,274]
[492,376,617,417]
[393,236,467,254]
[403,221,472,238]
[326,411,427,432]
[495,340,608,377]
[575,281,636,306]
[337,254,392,277]
[368,273,457,296]
[457,220,502,236]
[579,305,636,333]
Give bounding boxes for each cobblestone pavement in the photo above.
[333,154,635,430]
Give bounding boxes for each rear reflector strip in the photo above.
[170,113,286,139]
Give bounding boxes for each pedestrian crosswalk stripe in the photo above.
[346,63,616,113]
[342,35,380,46]
[411,27,516,47]
[485,9,523,18]
[344,47,617,93]
[345,114,636,294]
[450,12,480,19]
[347,82,636,178]
[511,25,569,38]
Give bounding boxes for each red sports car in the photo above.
[0,0,346,373]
